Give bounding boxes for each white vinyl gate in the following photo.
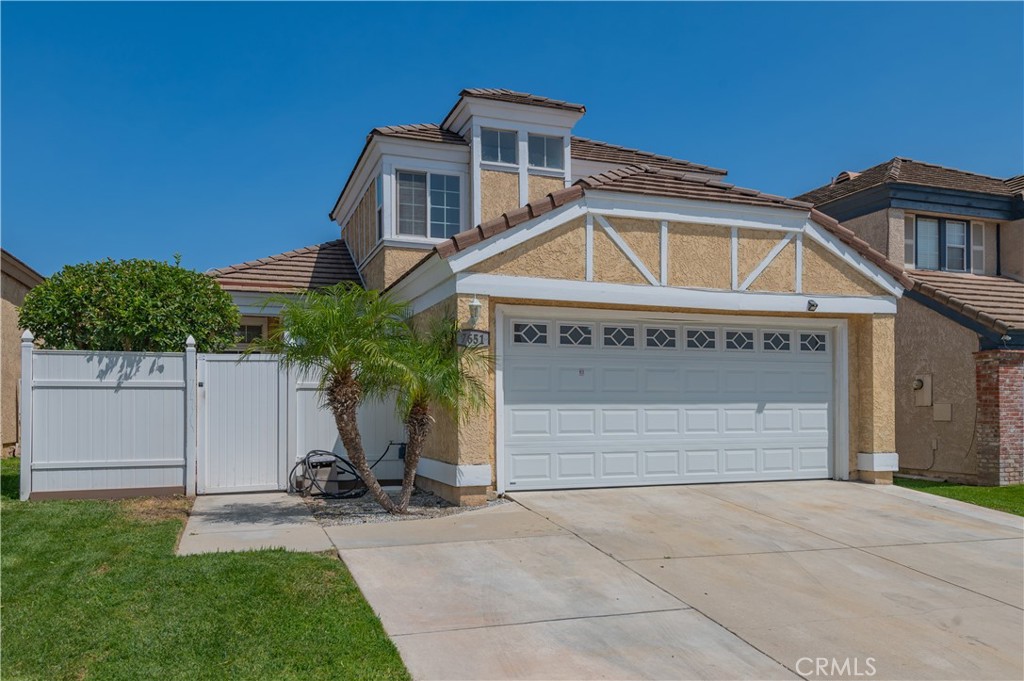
[198,354,287,493]
[197,354,406,494]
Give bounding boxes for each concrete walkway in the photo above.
[334,481,1023,681]
[177,492,332,555]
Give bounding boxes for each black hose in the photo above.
[288,441,401,499]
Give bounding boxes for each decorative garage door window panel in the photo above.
[504,317,833,490]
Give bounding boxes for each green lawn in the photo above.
[895,476,1024,516]
[0,458,409,681]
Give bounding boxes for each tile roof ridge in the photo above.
[887,157,903,181]
[208,239,345,276]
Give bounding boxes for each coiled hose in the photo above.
[288,442,400,499]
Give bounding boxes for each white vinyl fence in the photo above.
[19,333,405,500]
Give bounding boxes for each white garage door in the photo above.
[502,313,835,491]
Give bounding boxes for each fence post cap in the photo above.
[185,335,196,348]
[21,330,34,343]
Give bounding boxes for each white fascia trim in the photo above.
[858,452,899,472]
[803,219,904,297]
[417,457,492,488]
[457,274,898,315]
[585,191,811,232]
[445,100,583,136]
[229,291,296,316]
[387,253,454,305]
[446,201,587,273]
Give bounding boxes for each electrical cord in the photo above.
[288,441,402,499]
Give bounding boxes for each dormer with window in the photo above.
[441,89,585,226]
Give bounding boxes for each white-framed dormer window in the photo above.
[396,170,462,239]
[481,128,517,165]
[945,220,967,271]
[528,134,564,170]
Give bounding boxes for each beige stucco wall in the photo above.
[2,274,32,449]
[481,170,520,223]
[527,174,565,203]
[667,223,730,289]
[469,218,586,280]
[802,240,887,297]
[1002,219,1024,282]
[361,246,428,291]
[844,208,905,264]
[736,230,796,293]
[893,296,979,482]
[345,179,377,266]
[470,216,889,297]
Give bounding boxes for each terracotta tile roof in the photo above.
[427,166,912,293]
[208,239,360,293]
[907,269,1024,334]
[459,88,586,113]
[576,165,813,211]
[795,157,1019,206]
[371,123,467,145]
[571,137,727,176]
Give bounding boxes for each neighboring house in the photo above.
[212,88,911,505]
[1,249,44,456]
[796,159,1024,486]
[209,240,360,348]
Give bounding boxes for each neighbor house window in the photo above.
[971,222,986,273]
[397,171,462,239]
[236,317,268,348]
[481,128,517,165]
[916,217,940,270]
[945,221,967,271]
[528,134,564,170]
[913,216,975,272]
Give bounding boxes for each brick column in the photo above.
[974,349,1024,486]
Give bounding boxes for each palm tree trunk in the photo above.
[397,402,431,512]
[326,372,397,513]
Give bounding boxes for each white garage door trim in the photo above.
[494,305,850,493]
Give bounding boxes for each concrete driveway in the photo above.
[333,481,1023,681]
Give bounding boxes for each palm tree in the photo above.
[257,282,410,513]
[391,316,491,513]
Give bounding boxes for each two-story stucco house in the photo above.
[212,89,911,505]
[796,159,1024,486]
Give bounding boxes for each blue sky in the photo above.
[3,2,1022,276]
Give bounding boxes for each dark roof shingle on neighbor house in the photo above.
[908,269,1024,335]
[795,157,1021,206]
[209,239,360,293]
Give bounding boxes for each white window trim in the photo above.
[391,166,469,242]
[904,216,915,269]
[944,220,968,272]
[480,127,519,166]
[527,132,566,172]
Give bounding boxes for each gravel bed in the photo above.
[305,488,509,526]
